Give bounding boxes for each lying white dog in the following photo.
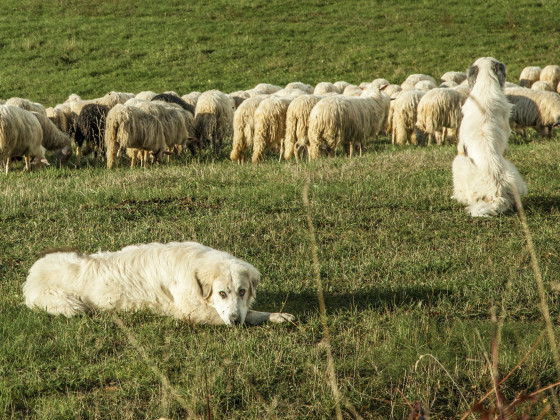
[23,241,295,326]
[452,57,527,217]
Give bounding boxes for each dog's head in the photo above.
[196,259,260,326]
[467,57,507,89]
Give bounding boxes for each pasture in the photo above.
[1,0,560,418]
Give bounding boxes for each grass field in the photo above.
[2,0,560,418]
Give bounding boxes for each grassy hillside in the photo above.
[2,0,560,418]
[0,0,559,104]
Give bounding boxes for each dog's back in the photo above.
[24,251,91,317]
[453,57,527,217]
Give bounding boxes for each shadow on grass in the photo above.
[257,285,452,317]
[522,195,560,215]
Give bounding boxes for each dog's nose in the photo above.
[229,313,241,325]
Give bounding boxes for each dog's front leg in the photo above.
[244,310,295,325]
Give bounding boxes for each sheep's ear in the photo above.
[195,270,213,300]
[491,60,507,87]
[467,65,479,89]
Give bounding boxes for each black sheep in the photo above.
[74,103,110,166]
[152,93,195,115]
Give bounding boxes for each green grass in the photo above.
[2,0,560,418]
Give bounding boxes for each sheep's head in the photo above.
[31,155,50,169]
[55,145,73,165]
[152,148,173,163]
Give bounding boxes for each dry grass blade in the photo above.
[460,330,547,420]
[414,354,472,418]
[303,176,363,420]
[512,185,560,408]
[111,314,196,418]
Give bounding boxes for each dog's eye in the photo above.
[219,291,227,299]
[239,289,245,297]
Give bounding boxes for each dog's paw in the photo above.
[269,312,296,323]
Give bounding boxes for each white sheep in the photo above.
[97,91,135,109]
[229,91,251,109]
[402,74,437,90]
[46,106,70,134]
[283,94,324,161]
[230,95,268,163]
[519,66,541,88]
[308,91,389,158]
[0,105,48,174]
[253,83,283,94]
[414,80,437,91]
[181,91,202,110]
[416,88,463,145]
[333,81,351,92]
[440,71,467,85]
[539,65,560,91]
[136,101,195,155]
[342,85,363,97]
[308,96,354,158]
[313,82,341,95]
[286,82,314,94]
[104,104,168,169]
[308,96,366,158]
[64,94,82,103]
[505,88,540,137]
[194,90,235,156]
[135,91,158,101]
[31,111,73,165]
[452,85,471,103]
[359,88,391,139]
[382,84,403,98]
[370,78,391,89]
[531,80,554,92]
[387,89,425,146]
[272,88,306,98]
[251,96,292,163]
[505,87,560,137]
[5,97,47,116]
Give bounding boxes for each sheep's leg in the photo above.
[5,158,11,175]
[130,153,137,168]
[24,156,31,172]
[435,131,442,146]
[251,141,266,163]
[76,146,81,167]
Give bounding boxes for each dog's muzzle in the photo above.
[229,313,242,325]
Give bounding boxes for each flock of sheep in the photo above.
[1,63,560,173]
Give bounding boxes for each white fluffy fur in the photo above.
[23,242,295,326]
[452,57,527,217]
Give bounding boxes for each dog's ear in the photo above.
[194,269,212,300]
[467,65,479,89]
[246,265,260,300]
[491,60,507,88]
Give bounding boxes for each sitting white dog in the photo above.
[452,57,527,217]
[23,241,295,326]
